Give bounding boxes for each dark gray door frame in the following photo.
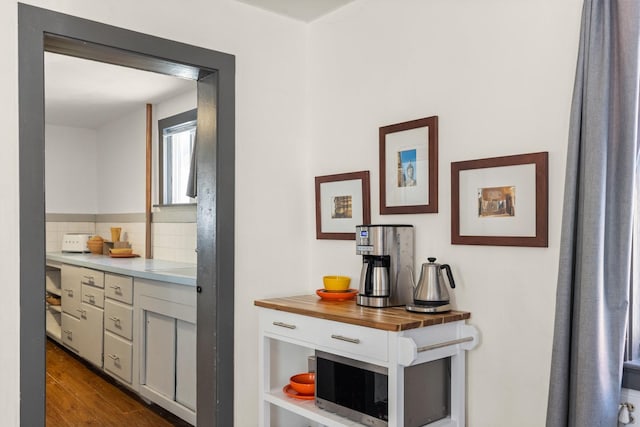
[18,4,235,426]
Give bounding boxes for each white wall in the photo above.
[4,1,587,426]
[96,108,147,213]
[9,1,309,426]
[0,0,19,423]
[45,124,99,213]
[308,1,582,427]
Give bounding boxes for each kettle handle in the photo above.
[440,264,456,289]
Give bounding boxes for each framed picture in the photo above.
[379,116,438,214]
[315,171,371,240]
[451,152,548,247]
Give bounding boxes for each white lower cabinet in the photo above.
[145,311,177,399]
[176,320,197,411]
[78,302,104,368]
[61,312,80,352]
[104,331,133,384]
[136,278,197,425]
[61,264,104,368]
[103,272,136,389]
[53,260,196,426]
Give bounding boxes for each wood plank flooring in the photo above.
[46,339,192,427]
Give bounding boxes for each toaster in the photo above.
[61,233,92,252]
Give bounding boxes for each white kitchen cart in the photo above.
[256,295,478,427]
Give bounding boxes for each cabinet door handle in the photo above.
[109,316,121,326]
[273,321,296,330]
[331,334,360,344]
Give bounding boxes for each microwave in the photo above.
[315,351,450,427]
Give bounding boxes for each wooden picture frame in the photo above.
[315,171,371,240]
[451,152,548,247]
[379,116,438,214]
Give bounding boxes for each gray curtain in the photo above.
[546,1,640,426]
[186,131,197,199]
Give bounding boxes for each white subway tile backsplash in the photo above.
[45,222,96,252]
[46,218,196,264]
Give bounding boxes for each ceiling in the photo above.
[45,52,196,129]
[235,0,354,22]
[45,1,353,129]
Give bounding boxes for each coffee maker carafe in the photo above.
[356,225,414,308]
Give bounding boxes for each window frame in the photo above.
[158,108,197,205]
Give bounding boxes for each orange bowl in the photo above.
[323,276,351,291]
[289,372,315,395]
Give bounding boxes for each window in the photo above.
[158,109,196,205]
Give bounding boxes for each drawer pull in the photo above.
[109,316,121,326]
[417,336,474,353]
[64,289,74,297]
[63,330,72,336]
[82,276,95,286]
[76,308,86,317]
[107,354,120,361]
[273,321,296,330]
[109,285,122,294]
[86,294,95,302]
[331,334,360,344]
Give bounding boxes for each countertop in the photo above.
[46,252,196,286]
[254,295,470,332]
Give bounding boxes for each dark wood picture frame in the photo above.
[380,116,438,214]
[451,152,548,247]
[315,171,371,240]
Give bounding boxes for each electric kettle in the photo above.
[406,257,456,313]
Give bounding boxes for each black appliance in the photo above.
[315,351,450,427]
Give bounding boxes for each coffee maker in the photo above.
[355,225,414,308]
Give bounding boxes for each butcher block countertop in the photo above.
[254,294,470,332]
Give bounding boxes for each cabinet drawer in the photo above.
[61,265,81,316]
[105,273,133,304]
[82,284,104,308]
[261,309,388,362]
[105,299,133,340]
[104,331,133,384]
[80,268,104,289]
[315,320,388,362]
[61,312,81,352]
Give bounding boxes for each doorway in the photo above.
[18,4,235,426]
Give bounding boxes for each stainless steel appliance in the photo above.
[356,225,414,308]
[407,257,456,313]
[61,233,92,253]
[315,350,450,427]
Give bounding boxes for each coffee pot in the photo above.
[406,257,456,313]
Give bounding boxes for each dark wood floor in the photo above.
[46,339,192,426]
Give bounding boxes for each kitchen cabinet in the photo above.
[104,272,136,387]
[145,311,176,398]
[45,263,62,343]
[136,277,197,425]
[48,253,196,425]
[255,296,478,427]
[61,264,105,368]
[78,301,104,367]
